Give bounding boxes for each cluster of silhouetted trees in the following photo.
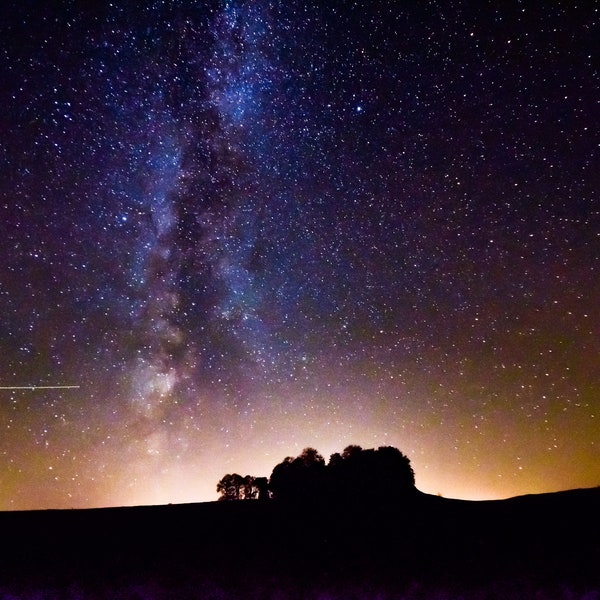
[215,474,269,501]
[216,445,415,503]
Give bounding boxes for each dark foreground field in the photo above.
[0,487,598,599]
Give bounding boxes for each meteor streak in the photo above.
[0,386,80,390]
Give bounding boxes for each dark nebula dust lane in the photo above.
[0,1,598,509]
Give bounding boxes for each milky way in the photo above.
[0,2,598,509]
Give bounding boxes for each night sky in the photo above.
[0,1,598,510]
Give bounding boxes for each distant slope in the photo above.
[0,487,598,596]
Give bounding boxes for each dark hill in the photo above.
[0,487,598,598]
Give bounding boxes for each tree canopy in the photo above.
[268,447,326,502]
[216,474,268,501]
[216,444,415,504]
[326,445,415,502]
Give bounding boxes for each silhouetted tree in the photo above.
[375,445,415,490]
[216,473,245,500]
[297,447,326,467]
[217,473,268,500]
[327,445,415,502]
[328,452,343,469]
[242,475,256,499]
[342,444,363,460]
[254,476,270,500]
[226,444,415,504]
[268,456,295,501]
[269,447,326,502]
